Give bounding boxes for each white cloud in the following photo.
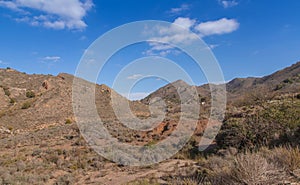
[127,74,144,80]
[169,4,190,15]
[144,17,198,56]
[42,56,61,62]
[0,0,24,12]
[219,0,238,8]
[43,20,66,29]
[122,92,150,101]
[195,18,239,36]
[173,17,196,30]
[144,17,239,56]
[0,0,93,30]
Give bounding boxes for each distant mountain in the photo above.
[226,61,300,103]
[143,61,300,105]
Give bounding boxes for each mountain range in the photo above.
[0,61,299,136]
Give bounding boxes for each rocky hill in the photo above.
[0,62,299,184]
[0,68,148,136]
[226,61,300,103]
[143,61,300,105]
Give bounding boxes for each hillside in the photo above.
[0,68,149,136]
[0,62,299,184]
[143,61,300,105]
[226,61,300,103]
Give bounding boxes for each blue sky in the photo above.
[0,0,300,99]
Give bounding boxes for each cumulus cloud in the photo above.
[195,18,239,36]
[144,17,198,56]
[219,0,239,8]
[144,17,239,56]
[173,17,196,30]
[0,0,93,30]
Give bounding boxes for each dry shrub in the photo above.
[171,176,204,185]
[128,179,159,185]
[207,152,287,185]
[230,153,282,184]
[268,146,300,171]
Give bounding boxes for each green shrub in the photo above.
[283,78,293,84]
[216,101,300,151]
[21,102,31,109]
[26,91,35,98]
[65,119,72,124]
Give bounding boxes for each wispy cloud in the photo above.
[79,35,87,41]
[144,17,239,56]
[0,0,94,30]
[41,56,61,63]
[209,44,219,49]
[0,0,25,13]
[219,0,239,8]
[127,74,144,80]
[168,4,190,15]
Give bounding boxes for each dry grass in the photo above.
[264,146,300,171]
[127,179,160,185]
[171,175,207,185]
[205,148,295,185]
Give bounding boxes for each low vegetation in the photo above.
[21,101,31,109]
[216,96,300,151]
[26,90,35,98]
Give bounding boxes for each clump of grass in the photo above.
[267,146,300,171]
[26,91,35,98]
[65,118,72,124]
[172,175,206,185]
[204,148,293,185]
[21,102,31,109]
[127,179,159,185]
